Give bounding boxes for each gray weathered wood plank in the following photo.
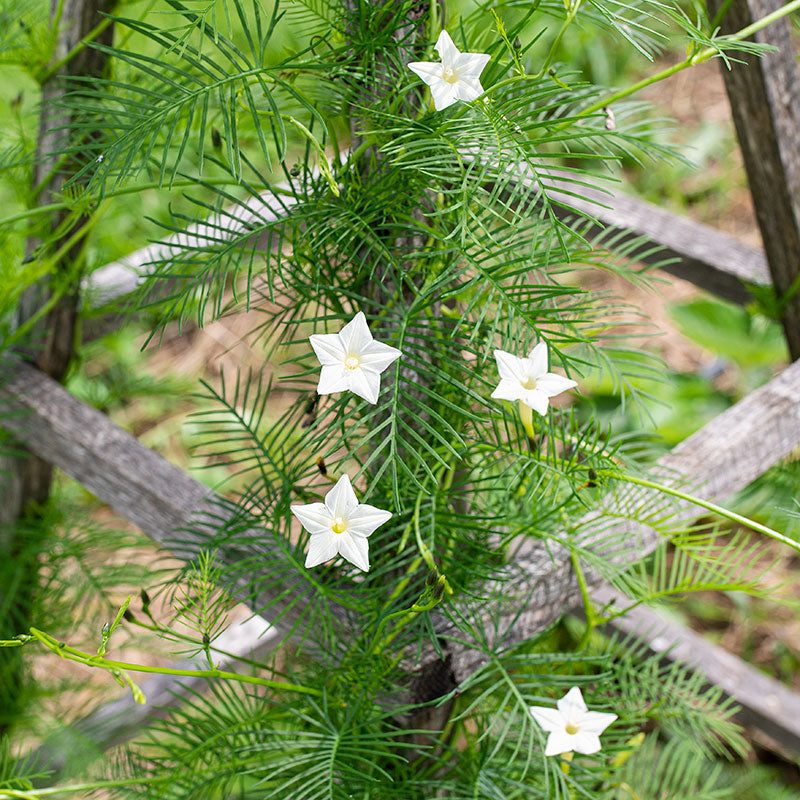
[84,181,770,322]
[546,175,770,304]
[708,0,800,357]
[3,356,800,680]
[0,356,344,643]
[81,187,298,341]
[84,190,297,308]
[0,358,212,548]
[593,583,800,759]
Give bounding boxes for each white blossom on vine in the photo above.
[491,342,577,415]
[407,30,490,111]
[310,311,402,404]
[529,686,617,756]
[291,474,392,572]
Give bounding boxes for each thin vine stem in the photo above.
[710,0,737,32]
[535,0,582,79]
[481,0,800,129]
[571,548,596,648]
[24,627,322,697]
[598,470,800,553]
[572,0,800,122]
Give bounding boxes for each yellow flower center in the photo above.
[331,516,347,534]
[521,376,538,390]
[442,66,458,84]
[565,722,579,735]
[344,355,361,370]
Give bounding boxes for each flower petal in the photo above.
[494,349,525,382]
[454,51,490,79]
[535,373,577,398]
[348,367,381,404]
[291,503,333,535]
[528,341,549,377]
[338,311,372,355]
[544,730,575,757]
[429,79,459,111]
[347,504,392,538]
[577,710,618,736]
[325,474,359,518]
[491,378,524,403]
[557,686,588,719]
[529,706,565,733]
[359,340,402,373]
[522,389,550,416]
[309,332,346,366]
[454,77,484,102]
[305,531,339,568]
[570,730,602,755]
[317,363,350,395]
[408,60,443,86]
[336,531,370,572]
[435,29,460,66]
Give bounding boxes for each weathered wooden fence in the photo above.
[3,0,800,771]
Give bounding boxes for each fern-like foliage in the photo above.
[4,0,793,796]
[60,0,331,191]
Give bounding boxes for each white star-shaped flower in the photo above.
[407,30,491,111]
[291,474,392,572]
[529,686,618,757]
[309,311,402,405]
[491,342,577,415]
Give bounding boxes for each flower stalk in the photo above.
[572,0,800,123]
[598,469,800,554]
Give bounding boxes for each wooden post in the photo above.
[706,0,800,359]
[1,0,114,517]
[0,0,113,735]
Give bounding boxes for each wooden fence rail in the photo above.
[83,177,771,332]
[594,584,800,761]
[4,353,800,750]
